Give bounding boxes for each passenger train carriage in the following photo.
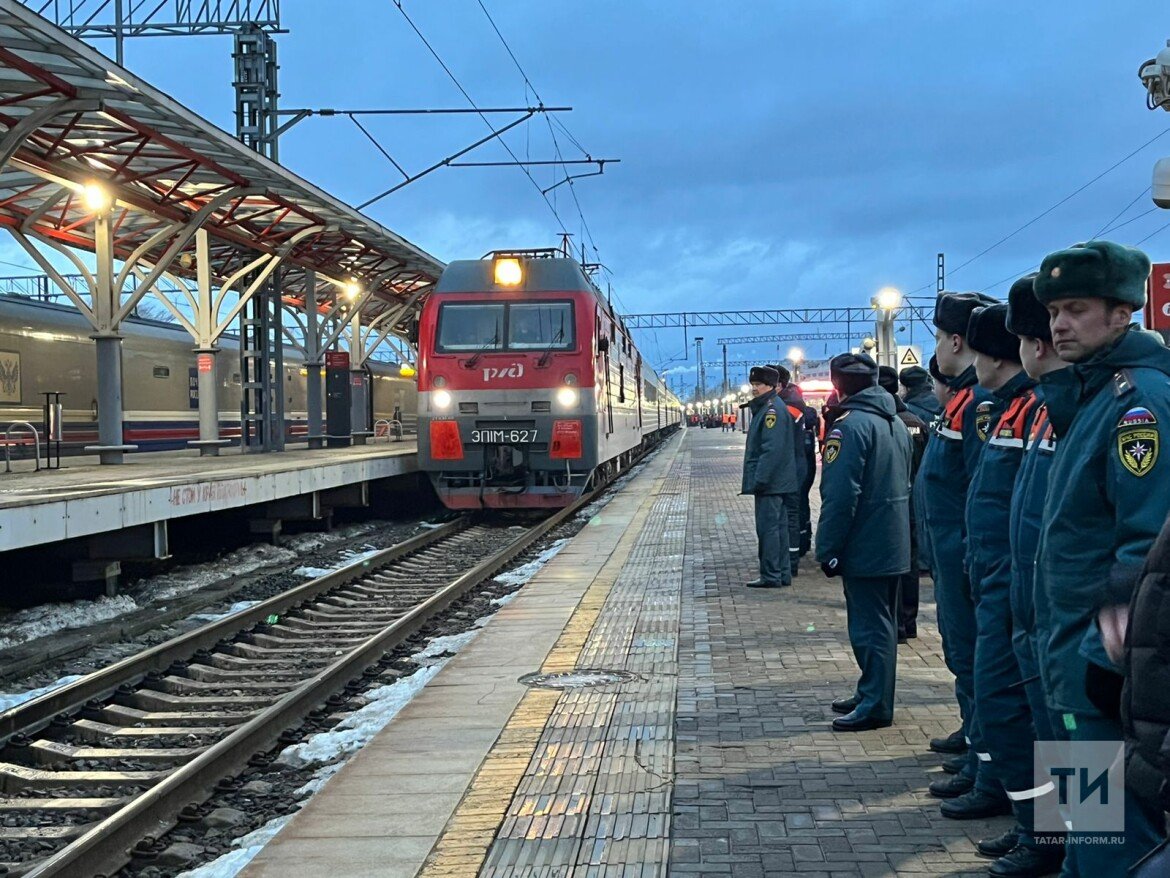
[0,295,417,452]
[417,250,682,509]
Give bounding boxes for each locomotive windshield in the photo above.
[435,301,574,352]
[507,302,574,350]
[435,303,505,352]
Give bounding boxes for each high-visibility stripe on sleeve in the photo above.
[1005,781,1056,802]
[976,751,992,762]
[938,426,962,440]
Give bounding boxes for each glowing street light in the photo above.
[740,383,751,394]
[875,286,903,311]
[82,182,111,214]
[343,280,361,301]
[787,346,804,365]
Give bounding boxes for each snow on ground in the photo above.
[493,539,568,586]
[141,544,299,603]
[0,674,83,712]
[174,815,294,878]
[184,601,261,624]
[293,545,381,579]
[0,596,138,651]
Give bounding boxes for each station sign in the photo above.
[1146,263,1170,332]
[325,351,350,369]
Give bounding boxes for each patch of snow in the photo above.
[294,546,381,579]
[185,601,260,624]
[142,544,298,602]
[292,566,334,579]
[173,814,293,878]
[493,539,569,586]
[418,520,446,529]
[292,761,344,798]
[0,674,83,712]
[413,630,481,665]
[0,596,138,651]
[491,590,521,608]
[274,663,444,769]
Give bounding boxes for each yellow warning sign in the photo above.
[899,346,921,367]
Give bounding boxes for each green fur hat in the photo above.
[1033,240,1151,308]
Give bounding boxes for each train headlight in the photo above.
[433,375,447,388]
[493,257,523,286]
[556,386,578,407]
[433,389,452,410]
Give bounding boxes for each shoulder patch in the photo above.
[1118,426,1158,477]
[1118,406,1157,428]
[1112,370,1136,398]
[974,400,994,443]
[823,437,841,464]
[764,411,777,429]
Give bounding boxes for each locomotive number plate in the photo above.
[470,428,538,444]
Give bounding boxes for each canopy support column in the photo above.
[303,270,324,449]
[89,210,137,464]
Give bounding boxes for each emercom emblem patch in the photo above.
[764,411,777,429]
[1118,427,1158,477]
[823,438,841,464]
[975,401,994,443]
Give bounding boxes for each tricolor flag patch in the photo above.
[1118,406,1157,427]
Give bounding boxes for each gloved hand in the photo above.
[820,558,840,578]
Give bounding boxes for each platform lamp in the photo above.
[871,287,902,368]
[787,346,804,383]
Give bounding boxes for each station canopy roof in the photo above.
[0,0,445,326]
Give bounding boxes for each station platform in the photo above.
[0,441,417,554]
[240,428,1003,878]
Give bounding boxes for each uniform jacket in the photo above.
[1036,325,1170,715]
[741,389,798,496]
[779,384,810,484]
[903,385,943,426]
[918,365,999,546]
[1122,513,1170,812]
[893,395,928,478]
[965,370,1038,592]
[815,385,913,577]
[1008,392,1058,672]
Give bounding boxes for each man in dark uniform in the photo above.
[920,291,1010,815]
[879,365,927,643]
[1032,241,1170,874]
[773,364,811,577]
[964,300,1064,876]
[901,365,942,424]
[981,274,1070,868]
[817,354,912,732]
[742,365,799,588]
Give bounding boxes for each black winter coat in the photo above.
[1123,511,1170,812]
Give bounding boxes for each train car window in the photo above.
[507,302,574,350]
[436,303,505,352]
[152,366,170,378]
[618,364,625,403]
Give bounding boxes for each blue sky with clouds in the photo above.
[7,1,1170,383]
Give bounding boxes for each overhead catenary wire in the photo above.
[473,0,627,311]
[382,0,571,231]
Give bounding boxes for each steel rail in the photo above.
[23,469,621,877]
[0,517,469,744]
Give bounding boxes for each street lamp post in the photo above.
[787,346,804,383]
[871,286,902,368]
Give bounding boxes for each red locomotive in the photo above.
[417,250,682,509]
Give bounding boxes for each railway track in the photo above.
[0,478,612,878]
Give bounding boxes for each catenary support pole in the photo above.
[304,270,324,448]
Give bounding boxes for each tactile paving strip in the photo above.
[475,452,690,878]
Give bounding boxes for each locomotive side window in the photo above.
[436,303,505,352]
[152,366,170,378]
[507,302,574,350]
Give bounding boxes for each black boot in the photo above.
[939,788,1012,820]
[831,695,860,714]
[929,773,974,799]
[988,844,1063,877]
[941,753,967,775]
[930,728,968,754]
[976,827,1020,858]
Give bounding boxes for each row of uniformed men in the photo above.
[813,240,1170,878]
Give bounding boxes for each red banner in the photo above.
[325,351,350,369]
[197,353,213,373]
[1148,263,1170,331]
